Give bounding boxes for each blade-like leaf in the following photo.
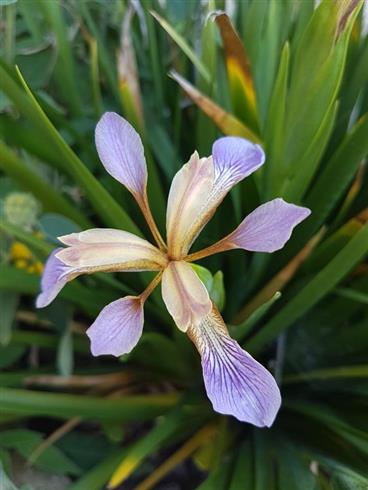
[170,70,261,143]
[214,12,259,132]
[248,222,368,352]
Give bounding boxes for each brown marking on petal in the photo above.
[187,304,228,355]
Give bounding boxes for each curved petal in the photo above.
[212,136,265,190]
[166,151,214,259]
[166,138,264,258]
[86,296,144,357]
[56,228,167,271]
[36,249,79,308]
[95,112,147,197]
[188,307,281,427]
[222,198,311,253]
[161,261,211,332]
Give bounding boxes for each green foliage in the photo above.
[0,0,367,488]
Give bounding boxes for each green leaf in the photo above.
[0,221,53,256]
[69,449,127,490]
[0,264,117,316]
[0,291,19,345]
[127,332,188,380]
[0,387,179,421]
[253,431,275,490]
[57,325,74,377]
[283,365,368,385]
[191,264,225,311]
[151,11,210,83]
[0,344,25,369]
[0,141,90,228]
[330,469,368,490]
[171,70,261,143]
[276,440,317,490]
[264,42,290,199]
[0,429,81,475]
[0,462,19,490]
[39,0,83,115]
[248,222,368,353]
[108,403,206,488]
[194,452,234,490]
[302,114,368,241]
[0,64,141,234]
[333,288,368,305]
[229,440,253,489]
[39,213,81,243]
[229,291,281,342]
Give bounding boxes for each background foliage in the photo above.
[0,0,367,488]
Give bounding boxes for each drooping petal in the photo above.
[220,198,311,253]
[188,307,281,427]
[161,261,211,332]
[56,228,167,271]
[166,138,265,258]
[86,296,144,357]
[212,136,264,190]
[36,249,79,308]
[95,112,147,197]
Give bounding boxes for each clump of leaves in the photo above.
[0,0,367,489]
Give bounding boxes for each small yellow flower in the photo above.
[34,261,44,274]
[14,259,28,269]
[10,241,44,275]
[10,242,32,260]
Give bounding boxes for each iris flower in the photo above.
[36,112,310,427]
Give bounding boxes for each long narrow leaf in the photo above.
[248,222,368,352]
[0,141,90,228]
[170,70,260,143]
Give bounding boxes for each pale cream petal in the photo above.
[56,228,167,272]
[166,152,214,259]
[161,261,211,332]
[166,138,265,259]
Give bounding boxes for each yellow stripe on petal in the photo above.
[56,228,167,272]
[161,261,211,332]
[166,152,214,259]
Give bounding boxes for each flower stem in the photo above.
[140,272,163,302]
[185,240,229,262]
[138,193,167,251]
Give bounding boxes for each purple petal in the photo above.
[212,136,265,191]
[86,296,144,357]
[189,308,281,427]
[227,198,311,252]
[95,112,147,196]
[36,249,76,308]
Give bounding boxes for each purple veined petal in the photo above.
[161,261,211,332]
[223,198,311,253]
[188,307,281,427]
[86,296,144,357]
[56,228,167,271]
[95,112,147,197]
[36,249,78,308]
[212,136,265,191]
